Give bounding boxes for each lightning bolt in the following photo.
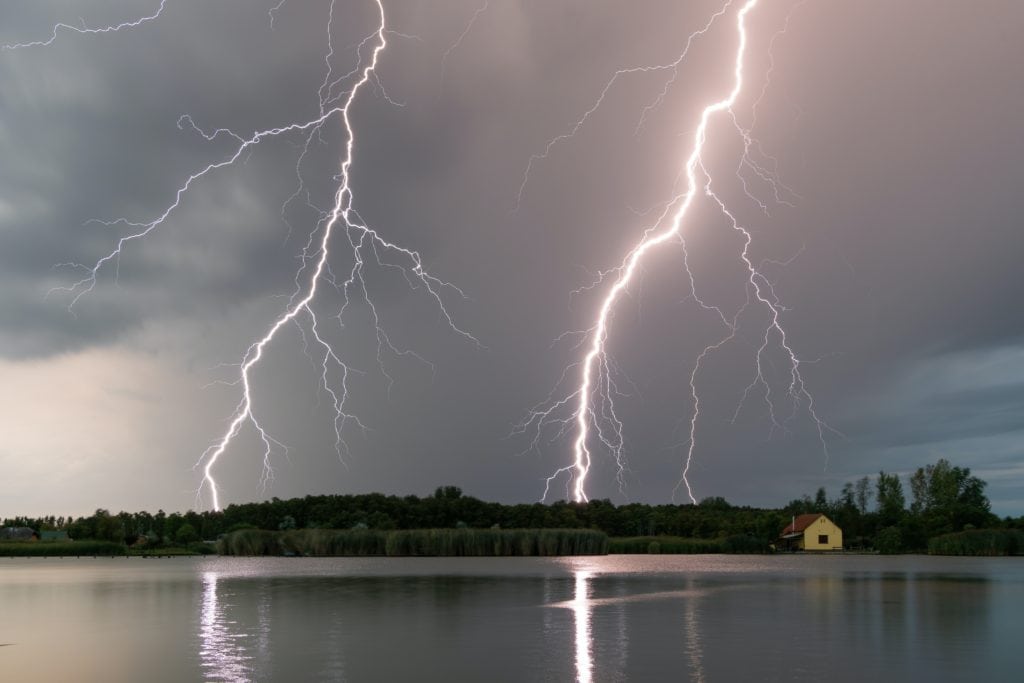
[440,0,490,85]
[29,1,478,510]
[2,1,167,50]
[520,0,836,503]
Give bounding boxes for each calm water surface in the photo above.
[1,554,1020,681]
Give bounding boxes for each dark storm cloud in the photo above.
[854,383,1024,452]
[0,0,383,356]
[2,0,1024,515]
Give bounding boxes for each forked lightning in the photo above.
[519,0,835,503]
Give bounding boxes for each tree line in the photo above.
[788,458,1003,552]
[4,459,1020,553]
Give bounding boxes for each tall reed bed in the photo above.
[609,534,768,554]
[928,529,1024,556]
[218,528,608,556]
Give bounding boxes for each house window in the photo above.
[818,534,829,544]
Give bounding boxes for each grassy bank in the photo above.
[609,534,769,554]
[218,528,609,556]
[0,542,216,557]
[0,541,127,557]
[928,528,1024,556]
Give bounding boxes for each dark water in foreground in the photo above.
[1,554,1020,682]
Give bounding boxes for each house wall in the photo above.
[802,516,843,550]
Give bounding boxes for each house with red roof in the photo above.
[779,513,843,551]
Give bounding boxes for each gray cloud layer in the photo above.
[2,0,1023,516]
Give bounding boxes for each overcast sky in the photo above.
[2,0,1023,518]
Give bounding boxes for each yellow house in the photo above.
[779,513,843,551]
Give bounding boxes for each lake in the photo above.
[1,554,1020,681]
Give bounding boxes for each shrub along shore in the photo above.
[0,541,215,557]
[0,541,126,557]
[218,527,609,557]
[927,529,1024,556]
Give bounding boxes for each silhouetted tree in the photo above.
[909,459,994,535]
[876,471,906,528]
[854,476,872,515]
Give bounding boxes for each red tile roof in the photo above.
[780,513,823,536]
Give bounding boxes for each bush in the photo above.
[175,523,199,545]
[721,534,770,554]
[875,526,904,554]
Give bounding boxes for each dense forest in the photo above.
[4,459,1022,554]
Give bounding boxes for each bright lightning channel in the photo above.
[31,1,478,511]
[520,0,835,503]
